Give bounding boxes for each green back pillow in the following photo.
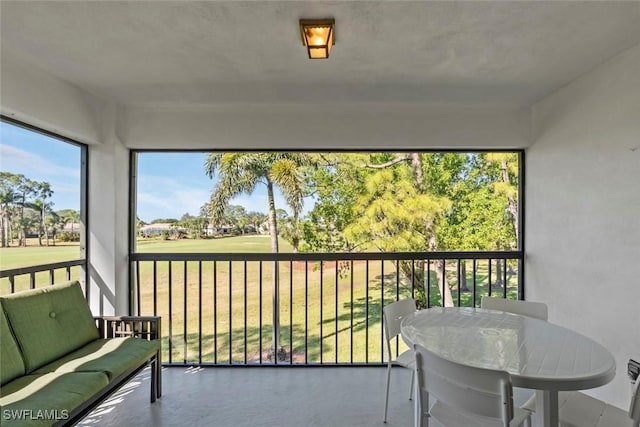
[1,281,99,373]
[0,306,25,385]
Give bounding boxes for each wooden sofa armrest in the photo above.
[94,316,161,341]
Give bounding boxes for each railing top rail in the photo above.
[0,259,85,278]
[131,250,523,262]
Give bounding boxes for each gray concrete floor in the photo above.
[77,366,418,427]
[77,366,534,427]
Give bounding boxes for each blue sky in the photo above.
[0,121,295,223]
[137,152,290,223]
[0,122,81,212]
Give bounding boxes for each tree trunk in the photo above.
[501,158,518,245]
[0,213,5,248]
[460,260,470,292]
[428,233,453,307]
[266,180,286,361]
[493,259,504,289]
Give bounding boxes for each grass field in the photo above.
[1,236,519,365]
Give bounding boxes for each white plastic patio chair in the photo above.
[413,343,532,427]
[382,298,416,423]
[480,296,548,321]
[556,374,640,427]
[481,296,548,423]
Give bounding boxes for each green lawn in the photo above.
[1,235,520,364]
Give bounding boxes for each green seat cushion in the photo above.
[0,371,109,427]
[1,307,25,385]
[0,281,99,373]
[34,338,159,381]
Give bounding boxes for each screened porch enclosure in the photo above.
[1,0,638,414]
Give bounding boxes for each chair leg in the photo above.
[150,358,157,403]
[409,369,415,400]
[384,363,392,423]
[156,351,162,398]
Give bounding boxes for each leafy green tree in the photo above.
[301,153,364,253]
[348,154,452,306]
[204,152,311,360]
[276,209,302,252]
[0,172,21,247]
[30,181,54,246]
[6,173,37,246]
[57,209,80,233]
[46,212,65,246]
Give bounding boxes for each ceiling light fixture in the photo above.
[299,19,335,59]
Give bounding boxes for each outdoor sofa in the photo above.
[0,280,161,426]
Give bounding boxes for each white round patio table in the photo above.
[400,307,616,427]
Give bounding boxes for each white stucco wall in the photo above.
[120,104,530,150]
[1,51,130,316]
[0,50,104,145]
[527,43,640,408]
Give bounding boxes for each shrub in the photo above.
[57,231,80,242]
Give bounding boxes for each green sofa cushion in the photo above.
[0,371,109,427]
[0,281,99,373]
[1,307,25,385]
[33,337,159,381]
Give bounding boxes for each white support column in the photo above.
[87,104,130,316]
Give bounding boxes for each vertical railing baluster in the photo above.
[304,260,308,364]
[136,262,141,315]
[290,261,293,365]
[472,259,477,307]
[213,261,218,364]
[183,260,187,364]
[380,259,384,363]
[153,261,158,316]
[441,259,446,307]
[456,259,461,307]
[66,266,71,281]
[198,261,202,364]
[427,260,431,308]
[9,275,15,294]
[395,260,400,358]
[244,261,247,364]
[335,260,339,364]
[259,261,263,364]
[503,258,508,299]
[365,260,369,363]
[168,261,173,364]
[30,272,35,289]
[49,269,54,285]
[350,259,353,364]
[320,260,323,364]
[228,261,232,364]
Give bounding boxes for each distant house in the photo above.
[140,223,184,237]
[204,224,237,237]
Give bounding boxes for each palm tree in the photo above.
[0,178,19,247]
[205,152,310,360]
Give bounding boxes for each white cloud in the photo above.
[137,176,211,221]
[0,145,79,178]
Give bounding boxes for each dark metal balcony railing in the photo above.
[0,252,523,367]
[130,251,524,367]
[0,259,86,295]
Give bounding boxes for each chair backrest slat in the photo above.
[383,299,416,342]
[481,296,548,321]
[414,343,514,424]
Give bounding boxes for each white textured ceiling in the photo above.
[1,1,639,107]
